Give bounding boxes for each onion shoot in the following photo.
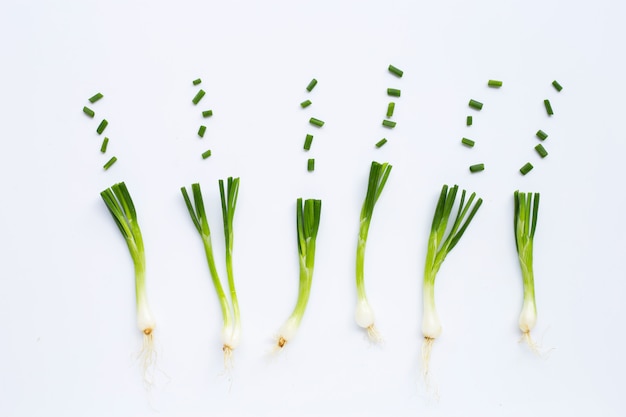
[100,182,156,382]
[513,191,540,352]
[354,161,392,343]
[275,198,322,350]
[421,185,483,379]
[181,179,241,366]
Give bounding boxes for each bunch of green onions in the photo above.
[421,185,483,377]
[181,178,241,365]
[276,198,322,349]
[100,182,156,378]
[354,161,392,342]
[513,191,540,352]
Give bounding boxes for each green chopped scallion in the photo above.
[544,99,553,116]
[520,162,534,175]
[375,138,388,148]
[488,80,503,88]
[386,102,395,118]
[100,137,109,153]
[309,117,324,127]
[552,80,563,92]
[192,89,206,105]
[300,100,312,108]
[466,116,473,126]
[387,88,401,97]
[103,156,117,170]
[306,78,318,92]
[469,163,485,173]
[83,106,95,118]
[202,150,212,159]
[535,144,548,158]
[536,130,548,140]
[469,99,483,110]
[388,65,403,77]
[198,125,206,138]
[88,93,103,103]
[382,120,396,128]
[202,110,213,118]
[304,134,314,151]
[307,158,315,172]
[96,119,108,135]
[192,78,202,85]
[461,138,475,147]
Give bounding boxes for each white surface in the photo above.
[1,0,625,416]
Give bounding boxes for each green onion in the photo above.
[100,182,156,378]
[536,130,548,140]
[307,158,315,172]
[354,161,392,342]
[469,99,483,110]
[192,89,206,105]
[96,119,108,135]
[469,163,484,173]
[275,198,322,349]
[552,80,563,92]
[300,100,312,108]
[192,78,202,85]
[88,93,103,103]
[181,180,242,364]
[103,156,117,170]
[535,144,548,158]
[388,65,403,77]
[461,137,475,147]
[202,110,213,118]
[306,78,318,92]
[375,138,388,148]
[309,117,324,127]
[466,116,473,126]
[544,99,553,116]
[198,125,206,138]
[514,191,541,352]
[520,162,534,175]
[421,185,483,378]
[386,102,395,118]
[83,106,95,118]
[387,88,401,97]
[100,137,109,153]
[488,80,503,88]
[202,150,212,159]
[382,120,396,128]
[303,134,314,151]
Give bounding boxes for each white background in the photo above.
[1,0,625,416]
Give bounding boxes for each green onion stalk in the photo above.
[181,178,241,366]
[421,185,483,378]
[354,161,392,343]
[100,182,156,379]
[276,198,322,350]
[513,191,540,352]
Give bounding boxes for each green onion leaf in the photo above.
[192,90,206,105]
[307,158,315,171]
[198,125,206,138]
[461,138,475,147]
[103,156,117,170]
[300,99,312,108]
[96,119,108,134]
[100,137,109,153]
[469,163,484,173]
[544,99,553,116]
[388,65,403,77]
[382,120,396,128]
[202,110,213,118]
[466,116,473,126]
[552,80,563,92]
[387,88,401,97]
[386,102,395,118]
[192,78,202,85]
[488,80,503,87]
[375,138,388,148]
[306,78,318,92]
[536,130,548,140]
[535,144,548,158]
[520,162,534,175]
[309,117,324,127]
[201,150,212,159]
[83,106,95,118]
[469,99,483,110]
[303,134,314,151]
[88,93,104,103]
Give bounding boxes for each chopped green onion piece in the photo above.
[198,125,206,138]
[306,78,318,92]
[461,138,475,147]
[192,89,206,105]
[375,138,388,148]
[388,65,403,77]
[488,80,503,87]
[307,158,315,172]
[192,78,202,85]
[535,144,548,158]
[387,88,401,97]
[202,110,213,118]
[552,80,563,92]
[100,137,109,153]
[309,117,324,127]
[382,120,396,128]
[96,119,108,135]
[386,102,395,118]
[300,99,312,108]
[520,162,534,175]
[466,116,473,126]
[275,198,322,349]
[303,134,314,151]
[354,161,392,342]
[536,130,548,140]
[544,99,553,115]
[469,99,483,110]
[469,163,485,173]
[513,191,541,350]
[202,150,212,159]
[83,106,95,118]
[103,156,117,170]
[88,93,103,103]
